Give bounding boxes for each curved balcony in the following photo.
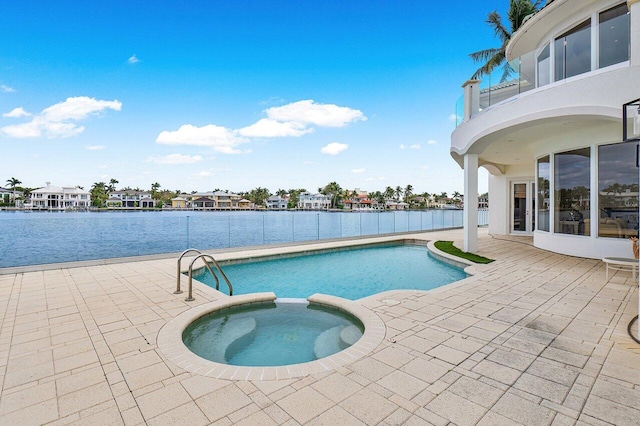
[451,63,638,172]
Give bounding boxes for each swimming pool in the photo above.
[182,300,364,366]
[192,242,466,299]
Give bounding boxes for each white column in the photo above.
[464,153,479,253]
[462,80,480,122]
[630,0,640,66]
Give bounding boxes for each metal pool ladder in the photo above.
[175,248,233,301]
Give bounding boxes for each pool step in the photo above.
[314,325,362,359]
[340,325,362,346]
[209,317,257,363]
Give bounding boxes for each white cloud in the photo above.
[265,100,366,127]
[0,96,122,139]
[128,54,139,64]
[238,118,312,138]
[449,113,461,122]
[145,153,203,164]
[3,107,31,118]
[427,139,437,145]
[1,85,15,93]
[351,168,365,174]
[366,176,386,181]
[86,145,106,151]
[190,169,215,179]
[400,143,421,150]
[156,124,247,154]
[321,142,348,156]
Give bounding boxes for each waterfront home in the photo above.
[386,201,409,210]
[451,0,640,259]
[298,192,331,210]
[0,187,23,205]
[170,196,188,208]
[266,195,288,209]
[106,191,156,208]
[191,195,216,209]
[26,182,91,210]
[343,188,377,210]
[237,198,253,209]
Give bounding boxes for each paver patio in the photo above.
[1,228,639,425]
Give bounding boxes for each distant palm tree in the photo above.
[469,0,542,80]
[107,178,119,193]
[6,177,21,205]
[151,182,161,200]
[383,186,395,202]
[404,184,413,205]
[394,186,403,202]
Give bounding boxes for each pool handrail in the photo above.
[175,248,202,294]
[186,253,234,301]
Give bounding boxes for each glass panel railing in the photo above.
[454,95,464,128]
[478,51,536,111]
[0,210,493,268]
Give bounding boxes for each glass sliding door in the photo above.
[554,147,590,236]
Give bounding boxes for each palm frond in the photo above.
[500,61,516,83]
[486,11,510,42]
[469,47,502,63]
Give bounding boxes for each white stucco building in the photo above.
[452,0,640,259]
[29,182,91,210]
[298,193,331,210]
[107,191,156,208]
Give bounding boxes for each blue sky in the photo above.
[0,0,505,195]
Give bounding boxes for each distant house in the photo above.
[0,187,22,205]
[266,195,288,209]
[386,201,408,210]
[28,182,91,210]
[298,192,330,210]
[171,196,188,209]
[192,196,216,209]
[107,191,156,208]
[237,199,253,210]
[344,188,375,210]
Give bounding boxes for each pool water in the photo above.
[182,302,364,366]
[194,243,466,300]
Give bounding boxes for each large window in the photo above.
[598,141,638,238]
[537,156,550,231]
[555,19,591,81]
[599,3,630,69]
[554,148,590,235]
[537,44,551,87]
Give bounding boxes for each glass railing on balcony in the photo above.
[454,50,536,127]
[478,50,537,110]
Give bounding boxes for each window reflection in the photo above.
[555,19,591,81]
[537,44,550,87]
[598,141,639,238]
[599,3,630,69]
[554,148,590,235]
[537,156,550,231]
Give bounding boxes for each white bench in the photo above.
[602,257,639,280]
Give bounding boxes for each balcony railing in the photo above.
[455,51,537,127]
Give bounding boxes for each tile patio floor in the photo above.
[1,228,639,425]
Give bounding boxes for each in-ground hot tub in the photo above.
[157,293,386,380]
[183,300,363,367]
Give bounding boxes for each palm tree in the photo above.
[383,186,395,203]
[320,182,343,209]
[6,177,21,203]
[394,186,403,202]
[469,0,542,80]
[107,178,119,192]
[151,182,161,201]
[90,182,108,207]
[404,184,413,205]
